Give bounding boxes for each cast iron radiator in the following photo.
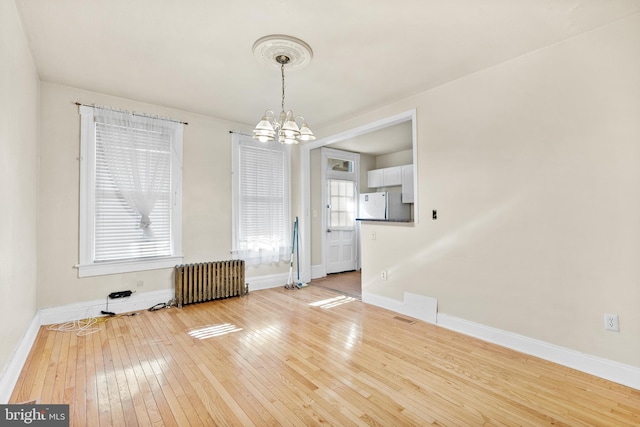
[174,260,246,308]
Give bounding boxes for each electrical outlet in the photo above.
[371,231,376,240]
[604,313,619,332]
[381,270,387,280]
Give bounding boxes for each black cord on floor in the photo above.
[148,302,167,311]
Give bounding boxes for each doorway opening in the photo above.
[299,109,418,290]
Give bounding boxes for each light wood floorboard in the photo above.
[310,270,361,298]
[10,286,640,426]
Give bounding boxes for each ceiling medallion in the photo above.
[252,34,313,71]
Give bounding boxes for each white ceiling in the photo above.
[15,0,640,132]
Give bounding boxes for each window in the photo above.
[327,157,354,173]
[231,133,290,266]
[78,106,183,277]
[327,179,356,229]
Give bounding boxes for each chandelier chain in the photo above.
[281,63,286,112]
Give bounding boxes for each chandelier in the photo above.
[252,35,316,144]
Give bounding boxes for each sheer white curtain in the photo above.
[94,107,171,239]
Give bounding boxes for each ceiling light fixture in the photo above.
[252,35,315,144]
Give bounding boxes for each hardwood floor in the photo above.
[310,270,361,298]
[11,286,640,426]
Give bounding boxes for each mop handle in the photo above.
[295,216,300,280]
[291,218,297,256]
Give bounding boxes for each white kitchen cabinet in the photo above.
[401,164,414,203]
[383,166,402,186]
[368,165,403,188]
[367,169,384,188]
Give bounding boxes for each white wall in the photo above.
[316,14,640,367]
[37,82,289,309]
[0,0,39,386]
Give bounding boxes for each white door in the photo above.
[322,148,359,275]
[326,179,356,273]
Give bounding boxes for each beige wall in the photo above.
[0,0,40,376]
[309,148,322,266]
[316,14,640,367]
[37,82,288,308]
[375,148,413,169]
[359,153,376,194]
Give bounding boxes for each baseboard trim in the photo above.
[38,289,174,326]
[362,291,438,324]
[245,272,289,291]
[437,313,640,391]
[0,312,41,404]
[310,264,325,280]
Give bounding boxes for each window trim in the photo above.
[78,105,183,277]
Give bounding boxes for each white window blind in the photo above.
[94,121,172,260]
[79,105,183,277]
[232,133,290,265]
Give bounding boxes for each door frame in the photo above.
[299,109,418,284]
[321,147,360,275]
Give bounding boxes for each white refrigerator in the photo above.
[358,192,410,221]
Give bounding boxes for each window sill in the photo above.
[77,255,184,277]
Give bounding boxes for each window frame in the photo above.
[78,105,183,277]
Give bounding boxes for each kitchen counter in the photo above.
[356,218,413,223]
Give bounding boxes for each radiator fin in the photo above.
[175,260,246,308]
